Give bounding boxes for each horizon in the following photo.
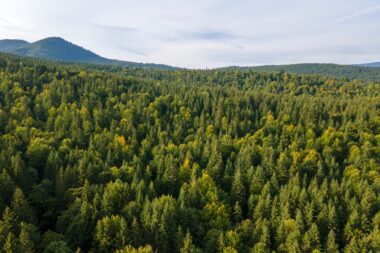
[0,0,379,68]
[2,35,373,69]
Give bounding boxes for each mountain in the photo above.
[357,62,380,68]
[0,39,29,52]
[12,37,109,63]
[0,37,107,63]
[0,37,175,69]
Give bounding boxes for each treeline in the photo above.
[231,63,380,82]
[0,55,379,252]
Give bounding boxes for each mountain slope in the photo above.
[0,39,29,52]
[357,62,380,68]
[12,37,107,63]
[0,37,175,69]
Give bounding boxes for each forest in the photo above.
[0,53,379,252]
[233,63,380,82]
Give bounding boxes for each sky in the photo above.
[0,0,379,68]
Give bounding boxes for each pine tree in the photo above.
[4,232,17,253]
[19,222,37,253]
[370,226,380,252]
[180,231,201,253]
[206,142,223,184]
[231,168,246,213]
[10,153,29,191]
[302,223,320,252]
[326,230,339,253]
[131,218,141,247]
[11,188,36,224]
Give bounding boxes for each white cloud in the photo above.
[0,0,379,68]
[330,4,380,24]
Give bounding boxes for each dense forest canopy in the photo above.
[81,61,380,82]
[0,54,379,252]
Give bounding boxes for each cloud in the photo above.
[161,28,239,43]
[91,23,139,33]
[185,30,237,41]
[0,16,29,34]
[112,42,147,57]
[330,4,380,24]
[0,0,379,68]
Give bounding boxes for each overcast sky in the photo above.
[0,0,379,68]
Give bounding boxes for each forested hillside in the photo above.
[77,62,380,83]
[0,38,176,70]
[0,55,379,252]
[229,63,380,81]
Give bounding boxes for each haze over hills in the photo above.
[0,37,106,62]
[231,63,380,81]
[0,37,380,80]
[0,39,30,52]
[357,62,380,68]
[0,37,175,69]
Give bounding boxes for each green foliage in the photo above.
[43,241,73,253]
[0,54,379,252]
[95,215,128,252]
[115,245,154,253]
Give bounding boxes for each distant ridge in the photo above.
[224,63,380,81]
[356,62,380,68]
[0,39,29,52]
[0,37,380,80]
[0,37,175,69]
